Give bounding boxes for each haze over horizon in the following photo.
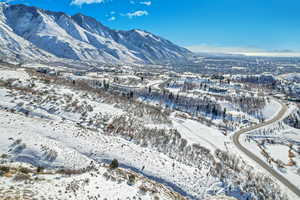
[1,0,299,57]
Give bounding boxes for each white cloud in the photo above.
[71,0,105,6]
[125,10,149,18]
[108,16,116,21]
[140,1,151,6]
[129,0,135,4]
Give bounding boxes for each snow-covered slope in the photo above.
[0,3,55,62]
[0,3,192,64]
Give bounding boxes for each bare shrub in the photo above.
[13,173,31,181]
[18,167,32,174]
[127,174,136,185]
[109,159,119,169]
[0,166,10,173]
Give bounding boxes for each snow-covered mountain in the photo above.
[0,3,192,64]
[0,3,55,62]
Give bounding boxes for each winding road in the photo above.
[233,101,300,198]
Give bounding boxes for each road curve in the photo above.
[233,102,300,198]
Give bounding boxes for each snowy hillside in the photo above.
[0,63,293,200]
[0,3,55,63]
[0,3,192,65]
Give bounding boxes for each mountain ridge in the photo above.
[0,3,193,65]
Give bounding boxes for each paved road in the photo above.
[233,102,300,198]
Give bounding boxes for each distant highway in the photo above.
[233,101,300,198]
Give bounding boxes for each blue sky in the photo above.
[2,0,300,55]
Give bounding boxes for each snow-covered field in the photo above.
[262,99,282,120]
[0,66,295,200]
[240,116,300,191]
[0,67,235,200]
[0,110,185,199]
[171,113,227,151]
[0,68,30,81]
[0,106,232,200]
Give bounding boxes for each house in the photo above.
[48,70,61,76]
[73,71,86,76]
[36,67,50,74]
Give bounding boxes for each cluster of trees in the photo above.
[31,70,266,126]
[167,78,229,94]
[30,70,268,133]
[105,114,288,200]
[245,122,290,147]
[182,80,230,94]
[213,149,288,200]
[284,110,300,129]
[106,114,215,168]
[247,122,285,138]
[214,94,266,117]
[139,89,225,120]
[142,86,265,122]
[237,96,266,117]
[237,75,277,85]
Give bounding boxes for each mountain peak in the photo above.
[72,12,104,26]
[71,12,109,33]
[129,29,151,37]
